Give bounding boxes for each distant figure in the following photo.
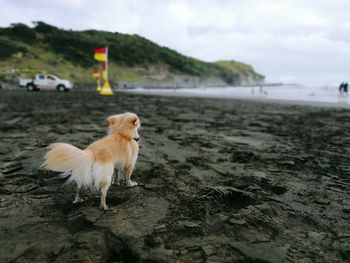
[259,85,267,97]
[339,82,348,97]
[344,82,348,95]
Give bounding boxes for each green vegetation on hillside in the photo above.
[0,22,264,84]
[215,60,264,82]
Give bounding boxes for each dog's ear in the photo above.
[128,116,139,126]
[107,116,118,127]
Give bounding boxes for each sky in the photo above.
[1,0,350,85]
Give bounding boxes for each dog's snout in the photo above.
[134,137,140,142]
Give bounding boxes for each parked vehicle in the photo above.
[19,74,73,91]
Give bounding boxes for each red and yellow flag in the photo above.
[92,68,100,78]
[94,47,107,61]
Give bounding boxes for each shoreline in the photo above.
[119,88,350,109]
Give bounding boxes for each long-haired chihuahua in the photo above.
[42,112,140,210]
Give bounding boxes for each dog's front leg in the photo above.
[111,172,116,185]
[112,165,125,185]
[125,165,138,187]
[117,167,125,185]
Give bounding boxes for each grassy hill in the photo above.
[214,60,265,84]
[0,22,264,85]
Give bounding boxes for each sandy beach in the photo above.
[0,90,349,262]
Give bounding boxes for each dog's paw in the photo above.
[126,179,138,187]
[99,204,109,211]
[73,197,84,204]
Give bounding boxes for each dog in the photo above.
[41,112,141,210]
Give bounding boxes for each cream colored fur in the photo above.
[42,112,141,210]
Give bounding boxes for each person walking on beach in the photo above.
[339,82,348,97]
[343,82,348,96]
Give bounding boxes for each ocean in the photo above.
[125,84,350,105]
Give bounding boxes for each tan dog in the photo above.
[42,112,140,210]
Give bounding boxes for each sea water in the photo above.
[126,85,349,105]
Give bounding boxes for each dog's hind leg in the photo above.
[99,179,111,210]
[73,186,84,204]
[93,163,113,210]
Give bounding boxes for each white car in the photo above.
[19,74,73,92]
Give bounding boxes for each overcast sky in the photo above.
[1,0,350,84]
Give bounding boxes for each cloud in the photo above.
[1,0,350,84]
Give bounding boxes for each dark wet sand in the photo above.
[0,90,349,262]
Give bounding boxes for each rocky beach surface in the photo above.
[0,90,349,262]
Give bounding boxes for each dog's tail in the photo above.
[42,143,94,188]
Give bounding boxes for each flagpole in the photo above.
[106,46,108,81]
[99,46,113,95]
[97,69,101,91]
